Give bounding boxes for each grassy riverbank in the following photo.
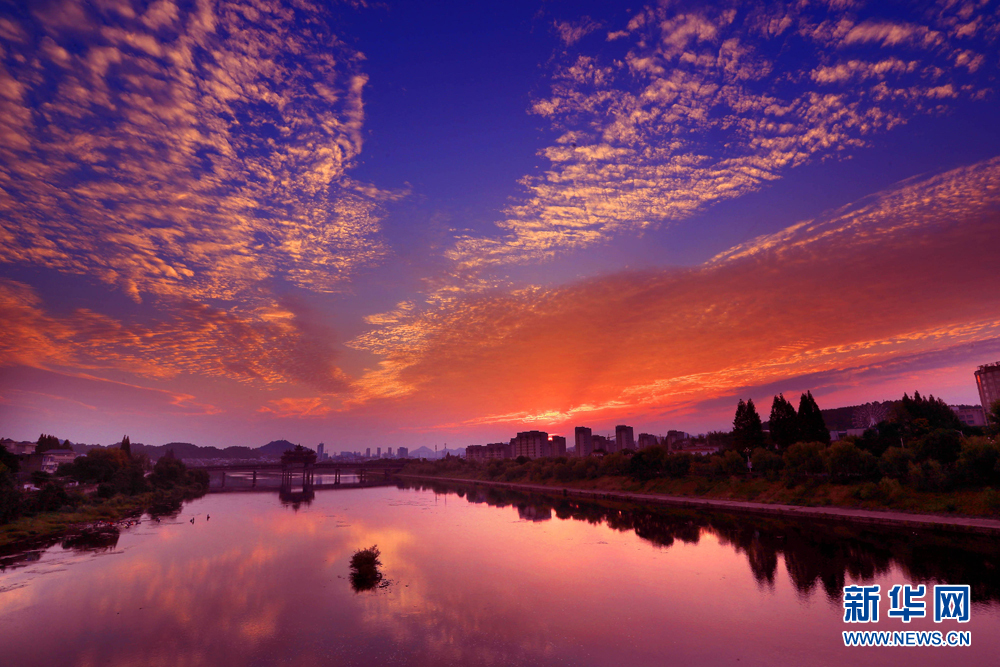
[1,449,211,550]
[402,458,1000,519]
[0,485,207,549]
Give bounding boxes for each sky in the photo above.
[1,0,999,452]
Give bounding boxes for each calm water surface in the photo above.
[1,481,998,666]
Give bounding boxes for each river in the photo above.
[1,480,998,666]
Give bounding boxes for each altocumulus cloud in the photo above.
[449,0,999,269]
[0,0,397,303]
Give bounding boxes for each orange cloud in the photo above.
[0,0,400,306]
[354,157,1000,428]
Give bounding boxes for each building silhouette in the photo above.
[637,433,658,449]
[511,431,549,459]
[398,447,409,459]
[615,425,635,451]
[976,361,1000,423]
[549,435,567,457]
[593,434,613,453]
[575,427,593,457]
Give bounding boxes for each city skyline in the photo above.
[2,1,1000,450]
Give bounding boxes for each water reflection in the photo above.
[405,480,1000,603]
[0,481,997,667]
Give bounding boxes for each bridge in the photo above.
[197,459,408,490]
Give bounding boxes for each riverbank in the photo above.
[0,487,203,550]
[400,474,1000,535]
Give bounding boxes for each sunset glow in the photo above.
[1,0,999,450]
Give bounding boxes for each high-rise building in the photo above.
[575,427,593,457]
[365,447,371,458]
[976,361,1000,423]
[593,434,613,453]
[615,425,635,451]
[398,447,409,459]
[549,435,567,457]
[511,431,548,459]
[637,433,658,449]
[388,447,394,458]
[317,443,325,459]
[377,447,382,458]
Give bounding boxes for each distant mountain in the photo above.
[70,439,300,461]
[256,440,297,458]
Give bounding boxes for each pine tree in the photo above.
[121,435,132,458]
[733,398,766,451]
[769,394,799,450]
[797,391,830,444]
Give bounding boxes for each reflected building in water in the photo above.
[404,479,1000,603]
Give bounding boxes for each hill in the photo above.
[70,439,299,461]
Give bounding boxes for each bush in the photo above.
[664,453,693,478]
[878,447,914,481]
[954,437,1000,487]
[878,477,905,503]
[783,442,827,480]
[32,483,72,513]
[628,446,668,481]
[713,450,746,477]
[912,429,962,464]
[349,545,383,592]
[824,442,878,483]
[0,463,22,524]
[750,448,783,476]
[908,460,949,492]
[980,487,1000,512]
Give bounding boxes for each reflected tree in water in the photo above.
[400,481,1000,603]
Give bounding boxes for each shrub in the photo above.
[980,487,1000,512]
[912,429,962,464]
[824,442,878,483]
[713,450,746,477]
[664,453,693,478]
[954,437,1000,487]
[0,463,22,524]
[750,448,784,475]
[349,545,383,592]
[878,477,905,503]
[879,447,914,481]
[908,460,949,492]
[628,446,668,481]
[783,442,827,480]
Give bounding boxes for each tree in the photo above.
[0,462,22,524]
[988,399,1000,435]
[120,435,132,458]
[36,434,65,453]
[769,394,799,450]
[797,391,830,444]
[733,398,766,451]
[892,392,962,435]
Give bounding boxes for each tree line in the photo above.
[1,435,209,526]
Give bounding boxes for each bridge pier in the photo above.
[252,470,257,488]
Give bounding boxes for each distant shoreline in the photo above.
[400,474,1000,536]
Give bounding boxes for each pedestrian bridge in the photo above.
[198,460,407,491]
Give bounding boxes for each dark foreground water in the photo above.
[1,481,999,666]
